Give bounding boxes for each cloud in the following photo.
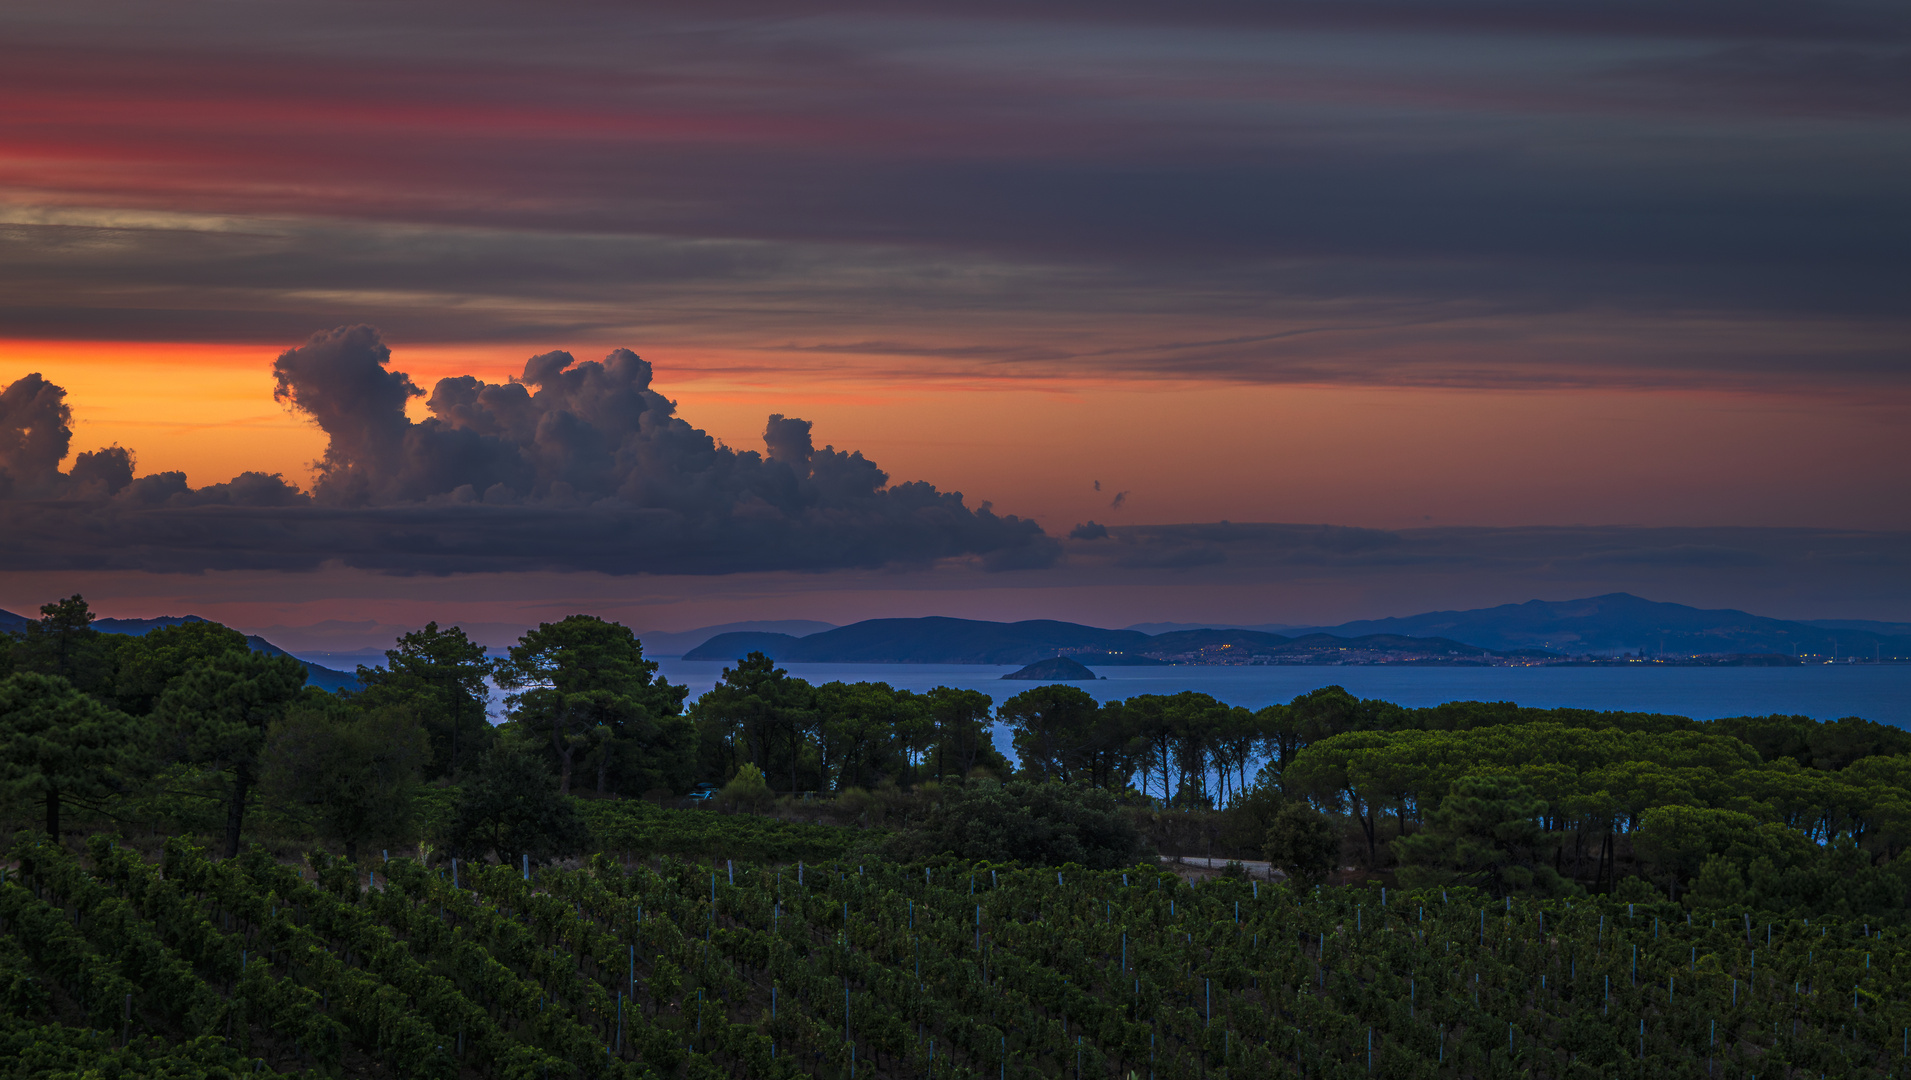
[1059,523,1909,592]
[0,328,1057,575]
[0,3,1906,393]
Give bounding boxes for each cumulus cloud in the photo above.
[0,327,1056,575]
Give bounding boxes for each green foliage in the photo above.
[886,779,1147,869]
[922,685,1008,783]
[0,672,149,837]
[353,621,497,780]
[496,615,691,797]
[691,651,818,794]
[260,702,431,861]
[0,1019,269,1079]
[579,799,874,863]
[110,620,250,717]
[1217,769,1289,851]
[441,745,590,868]
[154,648,308,858]
[1000,684,1099,784]
[6,595,116,696]
[1394,774,1576,896]
[16,828,1911,1080]
[816,680,929,792]
[718,762,773,812]
[1261,800,1340,887]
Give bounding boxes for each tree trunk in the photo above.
[224,764,252,859]
[788,729,801,796]
[346,838,359,863]
[45,785,60,839]
[557,746,573,795]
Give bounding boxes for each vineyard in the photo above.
[4,834,1908,1080]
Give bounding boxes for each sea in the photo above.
[407,658,1909,782]
[653,659,1911,728]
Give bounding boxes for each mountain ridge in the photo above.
[0,610,360,691]
[679,593,1911,665]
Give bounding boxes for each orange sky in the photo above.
[13,336,1908,538]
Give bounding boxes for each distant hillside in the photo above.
[685,616,1556,666]
[1122,620,1307,635]
[638,619,837,657]
[1289,593,1911,658]
[683,631,807,661]
[0,609,360,692]
[686,617,1153,664]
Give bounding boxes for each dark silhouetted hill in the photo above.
[686,617,1152,664]
[0,609,359,691]
[685,617,1554,665]
[638,620,836,657]
[1283,593,1910,658]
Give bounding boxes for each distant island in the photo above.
[678,593,1911,666]
[1002,656,1101,680]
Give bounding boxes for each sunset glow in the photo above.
[0,1,1905,643]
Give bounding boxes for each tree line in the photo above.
[5,594,1910,914]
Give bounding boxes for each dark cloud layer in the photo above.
[0,1,1905,389]
[0,328,1054,574]
[1058,522,1911,613]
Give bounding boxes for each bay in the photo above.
[655,658,1911,727]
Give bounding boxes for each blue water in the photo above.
[655,659,1911,727]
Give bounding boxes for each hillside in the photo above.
[685,617,1555,666]
[678,593,1910,664]
[0,609,359,691]
[1289,592,1911,658]
[685,616,1154,664]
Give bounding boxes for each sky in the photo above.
[0,0,1907,646]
